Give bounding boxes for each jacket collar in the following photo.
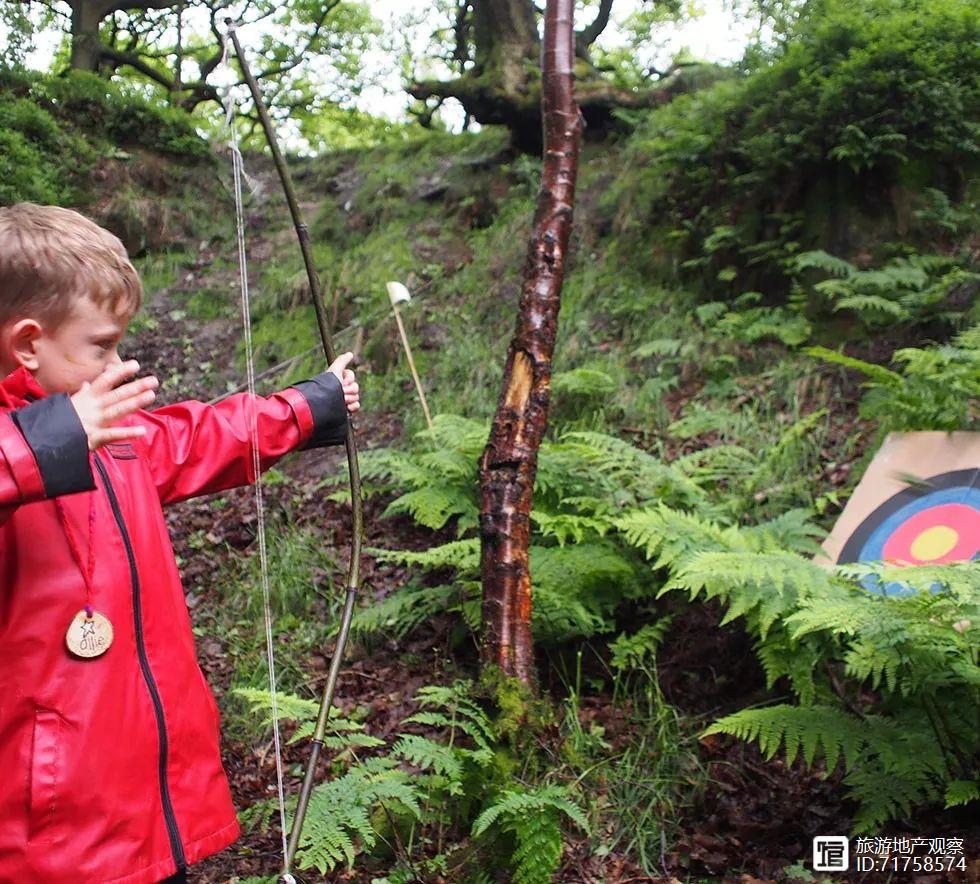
[0,366,48,409]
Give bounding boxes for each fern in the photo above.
[350,583,462,642]
[472,785,588,884]
[370,538,480,571]
[705,704,866,770]
[543,430,706,509]
[616,504,747,569]
[810,330,980,432]
[531,542,641,641]
[833,293,910,320]
[383,484,476,531]
[609,619,673,672]
[704,705,950,830]
[791,249,855,278]
[551,367,617,397]
[944,780,980,808]
[237,796,279,836]
[666,549,832,638]
[233,687,384,749]
[618,500,979,830]
[530,509,612,545]
[297,760,423,874]
[797,251,975,328]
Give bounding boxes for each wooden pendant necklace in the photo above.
[55,490,113,659]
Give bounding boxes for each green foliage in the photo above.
[809,324,980,432]
[792,250,979,327]
[606,0,980,301]
[609,620,673,673]
[472,785,589,884]
[0,66,209,206]
[237,680,587,879]
[299,758,422,873]
[349,415,710,647]
[617,504,980,831]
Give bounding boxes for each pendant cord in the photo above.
[223,50,291,874]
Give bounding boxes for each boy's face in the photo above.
[6,296,130,395]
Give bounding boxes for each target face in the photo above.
[837,469,980,595]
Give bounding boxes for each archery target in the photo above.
[835,469,979,595]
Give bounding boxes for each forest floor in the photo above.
[122,156,980,884]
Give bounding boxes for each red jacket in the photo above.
[0,365,347,883]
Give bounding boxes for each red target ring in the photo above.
[881,503,980,566]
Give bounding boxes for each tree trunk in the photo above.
[410,0,687,152]
[478,0,582,686]
[70,0,114,71]
[472,0,539,94]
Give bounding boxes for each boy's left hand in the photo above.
[328,351,360,414]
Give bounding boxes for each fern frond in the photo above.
[704,704,865,770]
[473,785,589,835]
[297,764,423,873]
[238,797,279,835]
[805,346,903,386]
[792,249,855,277]
[609,619,673,671]
[753,635,822,705]
[556,430,706,507]
[674,444,757,486]
[348,584,462,642]
[234,687,318,725]
[530,509,613,545]
[383,484,476,531]
[743,508,826,555]
[616,505,745,570]
[667,550,831,637]
[944,780,980,808]
[533,583,611,642]
[552,367,617,397]
[392,734,464,784]
[368,538,480,571]
[834,294,910,319]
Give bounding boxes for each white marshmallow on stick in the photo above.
[386,281,412,305]
[386,280,433,432]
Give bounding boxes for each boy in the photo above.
[0,202,360,883]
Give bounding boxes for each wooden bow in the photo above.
[225,23,364,880]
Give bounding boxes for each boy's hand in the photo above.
[70,360,159,451]
[328,352,360,414]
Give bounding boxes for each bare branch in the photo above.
[99,43,222,107]
[452,0,472,64]
[107,0,175,14]
[253,2,338,81]
[576,0,614,49]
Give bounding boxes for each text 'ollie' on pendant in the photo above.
[65,609,114,659]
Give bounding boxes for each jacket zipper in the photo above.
[93,456,186,869]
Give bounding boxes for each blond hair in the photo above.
[0,203,142,329]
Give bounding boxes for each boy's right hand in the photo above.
[70,360,159,451]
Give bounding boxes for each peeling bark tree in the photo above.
[478,0,582,686]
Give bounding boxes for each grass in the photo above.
[559,647,708,876]
[189,509,346,742]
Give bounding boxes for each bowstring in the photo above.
[221,32,291,874]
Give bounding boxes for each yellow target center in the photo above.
[910,525,959,562]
